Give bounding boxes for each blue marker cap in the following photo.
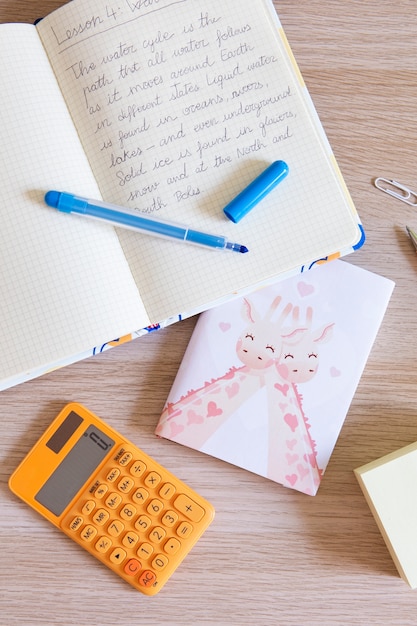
[223,160,289,223]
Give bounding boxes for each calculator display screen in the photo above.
[35,423,115,516]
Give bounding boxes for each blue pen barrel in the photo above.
[90,207,187,240]
[45,190,248,252]
[223,160,289,223]
[49,191,188,240]
[186,229,226,249]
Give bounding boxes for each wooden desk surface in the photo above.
[1,1,417,624]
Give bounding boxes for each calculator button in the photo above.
[161,510,179,528]
[134,515,152,532]
[105,492,123,510]
[93,509,110,526]
[152,554,169,571]
[176,521,193,538]
[174,494,205,522]
[94,483,108,499]
[118,451,133,466]
[109,547,127,565]
[120,503,137,521]
[123,558,141,576]
[148,526,166,544]
[82,500,96,515]
[95,536,112,553]
[69,516,83,531]
[80,525,97,542]
[159,483,176,499]
[137,542,154,559]
[130,460,147,477]
[107,519,125,537]
[163,537,181,555]
[147,498,164,516]
[122,531,139,549]
[117,476,135,494]
[144,471,161,488]
[132,487,149,504]
[138,570,157,588]
[106,468,120,483]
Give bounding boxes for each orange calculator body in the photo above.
[9,403,214,595]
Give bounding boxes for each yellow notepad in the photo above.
[355,443,417,589]
[0,0,363,389]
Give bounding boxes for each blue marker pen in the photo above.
[223,160,289,223]
[44,191,249,253]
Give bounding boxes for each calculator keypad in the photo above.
[61,447,214,594]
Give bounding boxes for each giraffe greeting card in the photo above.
[155,261,394,495]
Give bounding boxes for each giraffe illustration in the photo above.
[157,295,334,494]
[277,306,334,384]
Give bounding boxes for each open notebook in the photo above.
[156,261,393,495]
[0,0,363,390]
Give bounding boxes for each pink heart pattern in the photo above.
[187,410,204,425]
[330,366,341,377]
[285,474,298,486]
[219,321,231,332]
[226,382,239,398]
[286,453,299,465]
[297,464,310,480]
[286,439,297,450]
[297,281,315,297]
[169,422,184,438]
[284,412,298,432]
[303,453,316,467]
[274,382,289,396]
[207,401,223,418]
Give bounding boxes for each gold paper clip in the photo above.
[374,177,417,206]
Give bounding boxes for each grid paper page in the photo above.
[0,25,149,383]
[38,0,361,323]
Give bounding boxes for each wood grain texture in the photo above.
[1,1,417,624]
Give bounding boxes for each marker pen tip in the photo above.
[226,241,249,253]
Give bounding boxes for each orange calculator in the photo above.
[9,403,215,595]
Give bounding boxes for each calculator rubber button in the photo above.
[93,509,110,526]
[161,510,179,527]
[144,471,162,488]
[122,531,139,549]
[163,538,181,555]
[134,515,152,532]
[173,494,205,522]
[118,452,133,466]
[110,548,127,564]
[105,493,122,509]
[124,558,141,576]
[106,468,120,482]
[120,503,137,520]
[137,542,154,559]
[94,484,108,499]
[107,519,124,537]
[95,536,112,553]
[69,516,83,531]
[139,570,157,587]
[148,526,166,544]
[82,500,96,515]
[176,521,193,538]
[80,525,97,542]
[130,460,146,477]
[117,476,135,493]
[152,555,169,571]
[159,483,176,499]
